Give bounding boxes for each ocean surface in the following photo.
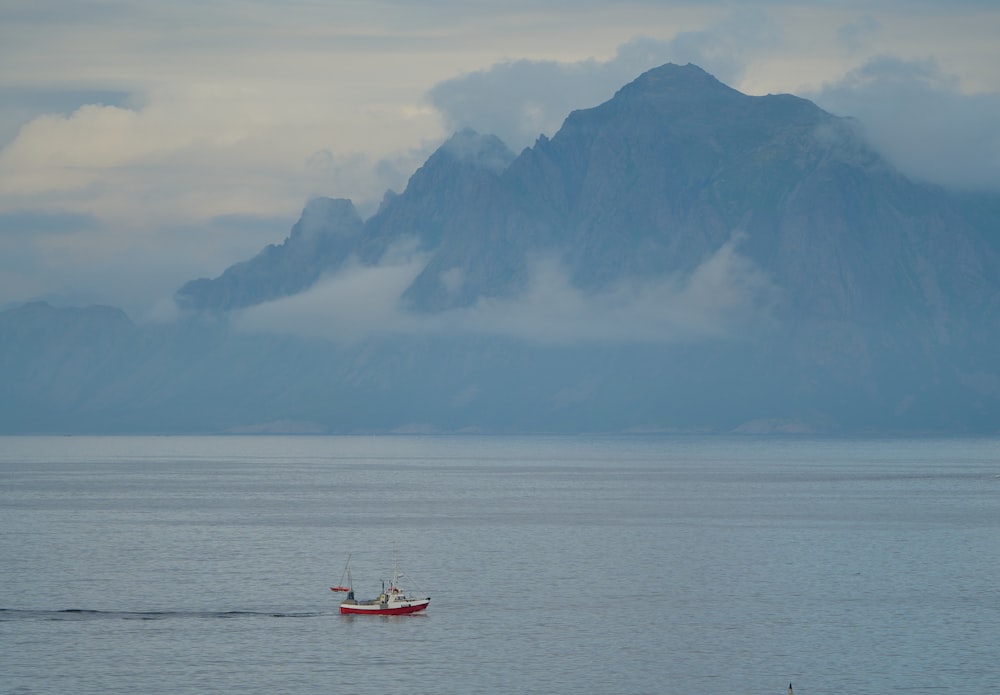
[1,435,998,694]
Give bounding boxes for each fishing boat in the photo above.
[330,554,430,615]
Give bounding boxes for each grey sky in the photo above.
[1,0,997,325]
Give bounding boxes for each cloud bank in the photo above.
[810,56,1000,191]
[236,235,777,346]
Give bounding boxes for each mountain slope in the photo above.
[175,197,364,312]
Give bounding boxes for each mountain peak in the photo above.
[436,128,515,174]
[291,197,362,240]
[616,62,743,102]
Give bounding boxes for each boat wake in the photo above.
[0,608,326,622]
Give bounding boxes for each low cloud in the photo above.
[454,234,777,345]
[810,56,1000,192]
[235,235,777,346]
[234,243,431,343]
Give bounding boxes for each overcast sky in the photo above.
[1,0,998,326]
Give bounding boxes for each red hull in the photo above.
[339,602,429,615]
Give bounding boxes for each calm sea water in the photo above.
[1,435,998,694]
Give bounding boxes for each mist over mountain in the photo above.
[4,63,1000,434]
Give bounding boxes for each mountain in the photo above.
[3,63,1000,434]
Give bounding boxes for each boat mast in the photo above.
[388,543,395,590]
[339,553,352,589]
[330,553,354,594]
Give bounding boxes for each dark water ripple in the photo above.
[0,608,325,621]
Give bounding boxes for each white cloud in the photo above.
[0,82,436,218]
[235,234,777,346]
